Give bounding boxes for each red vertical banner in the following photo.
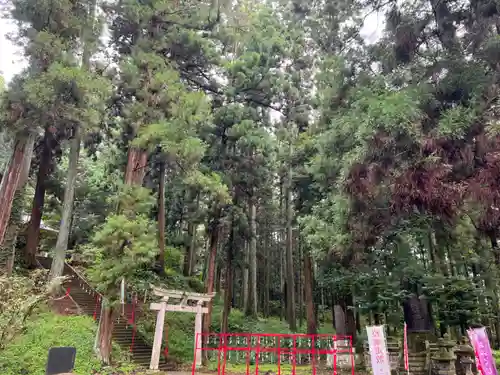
[403,323,409,374]
[403,322,410,374]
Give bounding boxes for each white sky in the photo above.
[0,11,383,84]
[0,18,26,83]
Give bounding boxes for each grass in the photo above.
[0,307,137,375]
[493,350,500,366]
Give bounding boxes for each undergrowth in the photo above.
[0,308,137,375]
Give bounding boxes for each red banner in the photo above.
[404,322,409,372]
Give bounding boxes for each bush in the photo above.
[0,270,56,349]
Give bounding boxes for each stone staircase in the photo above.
[37,256,169,370]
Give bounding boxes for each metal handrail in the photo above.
[63,260,103,298]
[36,256,165,365]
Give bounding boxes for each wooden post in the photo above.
[150,301,167,370]
[194,301,203,369]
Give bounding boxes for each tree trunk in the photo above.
[264,228,270,317]
[304,250,316,334]
[25,128,55,268]
[189,217,197,274]
[184,221,194,276]
[216,264,223,293]
[221,232,234,333]
[285,152,296,330]
[246,199,258,317]
[157,160,166,275]
[98,305,115,365]
[2,188,25,276]
[222,193,239,333]
[124,146,148,186]
[50,126,81,279]
[298,234,303,328]
[1,132,34,275]
[0,131,35,245]
[203,216,219,359]
[279,177,286,321]
[334,294,356,343]
[242,239,249,311]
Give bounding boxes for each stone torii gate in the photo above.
[149,286,215,371]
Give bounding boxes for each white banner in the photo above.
[366,325,391,375]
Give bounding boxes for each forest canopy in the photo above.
[2,0,500,365]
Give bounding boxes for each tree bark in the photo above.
[246,199,258,317]
[264,227,270,317]
[157,160,166,275]
[222,192,239,333]
[184,193,199,277]
[50,126,81,279]
[298,234,303,328]
[203,216,219,354]
[124,146,148,186]
[242,239,249,311]
[285,149,296,330]
[2,188,26,276]
[184,221,194,276]
[98,305,115,365]
[279,177,286,321]
[188,219,197,274]
[334,294,356,343]
[304,250,317,334]
[25,128,55,268]
[0,131,35,245]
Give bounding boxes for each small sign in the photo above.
[366,325,391,375]
[45,347,76,375]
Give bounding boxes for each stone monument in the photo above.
[430,335,455,375]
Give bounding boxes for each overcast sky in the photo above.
[0,11,384,84]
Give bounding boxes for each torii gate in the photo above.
[149,286,215,371]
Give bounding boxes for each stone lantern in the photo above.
[455,337,475,375]
[430,335,456,375]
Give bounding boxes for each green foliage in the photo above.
[437,105,477,139]
[164,246,183,270]
[85,186,158,301]
[0,271,51,349]
[299,193,352,259]
[422,274,481,326]
[23,62,112,129]
[184,170,231,205]
[7,0,500,357]
[0,309,135,375]
[130,64,211,167]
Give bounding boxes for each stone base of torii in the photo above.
[149,286,215,371]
